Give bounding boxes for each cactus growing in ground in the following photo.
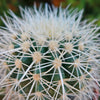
[0,5,100,100]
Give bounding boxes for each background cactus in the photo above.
[0,5,100,100]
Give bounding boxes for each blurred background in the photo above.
[0,0,100,26]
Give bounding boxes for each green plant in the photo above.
[0,5,100,100]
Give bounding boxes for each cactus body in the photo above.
[0,5,100,100]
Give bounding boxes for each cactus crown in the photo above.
[0,5,100,100]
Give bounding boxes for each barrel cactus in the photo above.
[0,5,100,100]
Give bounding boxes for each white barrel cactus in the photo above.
[0,5,100,100]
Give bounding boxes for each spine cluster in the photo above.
[0,5,100,100]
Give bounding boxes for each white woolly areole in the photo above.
[35,92,42,97]
[49,40,59,51]
[53,58,62,69]
[65,43,73,53]
[15,59,22,69]
[74,59,80,67]
[21,41,30,52]
[32,52,42,63]
[33,74,40,81]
